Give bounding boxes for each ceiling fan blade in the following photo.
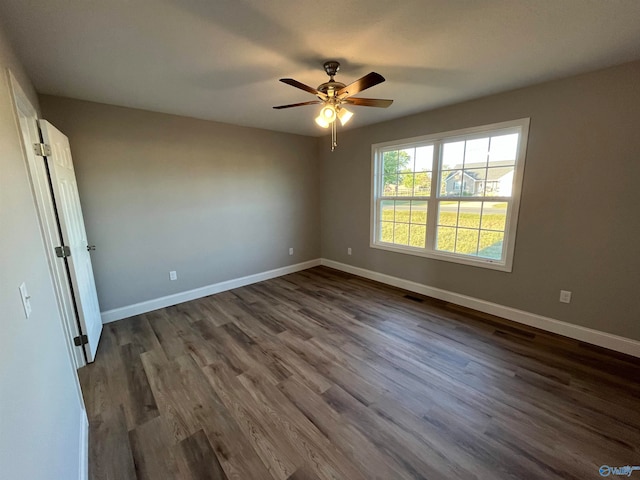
[273,100,322,109]
[336,72,385,98]
[279,78,326,98]
[344,97,393,108]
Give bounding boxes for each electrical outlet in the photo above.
[559,290,572,303]
[170,271,177,281]
[347,247,352,255]
[289,247,294,256]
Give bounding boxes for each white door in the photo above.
[40,120,103,362]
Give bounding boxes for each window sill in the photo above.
[369,242,513,272]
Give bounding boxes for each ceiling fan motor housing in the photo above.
[319,61,344,100]
[317,81,346,97]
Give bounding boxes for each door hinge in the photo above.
[73,334,88,347]
[54,245,71,258]
[33,143,52,156]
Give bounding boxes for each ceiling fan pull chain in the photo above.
[331,121,337,151]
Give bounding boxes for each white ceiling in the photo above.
[1,1,640,136]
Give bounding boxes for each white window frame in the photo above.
[370,118,530,272]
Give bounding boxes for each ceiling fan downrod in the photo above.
[323,60,340,80]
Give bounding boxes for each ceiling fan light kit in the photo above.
[274,61,393,151]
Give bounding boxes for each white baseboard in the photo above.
[321,259,640,358]
[79,409,89,480]
[101,259,321,323]
[100,256,640,358]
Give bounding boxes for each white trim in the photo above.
[100,256,640,358]
[371,119,527,150]
[101,259,321,323]
[7,70,86,369]
[79,410,89,480]
[320,259,640,358]
[369,242,513,272]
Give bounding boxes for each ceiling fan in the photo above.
[274,61,393,150]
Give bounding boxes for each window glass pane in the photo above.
[478,230,504,259]
[382,150,400,173]
[440,170,461,196]
[381,200,395,222]
[489,133,518,164]
[400,148,415,172]
[413,171,431,196]
[438,202,458,226]
[383,170,398,196]
[460,173,475,196]
[442,141,464,169]
[415,146,433,172]
[394,223,409,245]
[455,229,479,256]
[436,226,456,252]
[480,202,507,231]
[410,200,428,224]
[380,221,394,243]
[394,200,411,223]
[383,150,412,173]
[383,151,404,194]
[485,166,514,197]
[409,224,426,248]
[462,168,486,196]
[458,202,482,229]
[464,137,489,167]
[396,173,413,196]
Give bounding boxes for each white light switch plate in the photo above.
[19,282,32,318]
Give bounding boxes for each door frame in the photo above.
[7,70,87,370]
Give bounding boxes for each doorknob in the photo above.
[87,245,96,251]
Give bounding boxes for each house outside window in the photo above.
[370,118,530,271]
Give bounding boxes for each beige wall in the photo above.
[0,22,85,480]
[320,60,640,341]
[37,62,640,343]
[39,96,321,312]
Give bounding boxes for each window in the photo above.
[371,118,529,271]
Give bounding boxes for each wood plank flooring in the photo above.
[79,266,640,480]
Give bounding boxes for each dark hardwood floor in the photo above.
[79,266,640,480]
